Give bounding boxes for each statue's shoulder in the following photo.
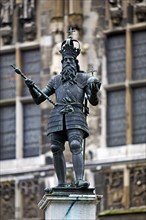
[76,72,89,88]
[51,74,62,89]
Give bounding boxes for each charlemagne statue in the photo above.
[25,30,101,189]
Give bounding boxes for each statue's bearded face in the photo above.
[61,56,77,83]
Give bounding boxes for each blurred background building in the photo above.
[0,0,146,219]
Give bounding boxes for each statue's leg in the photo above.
[72,151,84,180]
[53,151,66,186]
[50,134,66,187]
[68,129,89,188]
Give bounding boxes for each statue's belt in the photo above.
[55,102,83,114]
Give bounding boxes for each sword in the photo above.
[11,64,55,106]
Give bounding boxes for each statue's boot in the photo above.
[72,153,90,188]
[75,179,90,188]
[53,152,67,187]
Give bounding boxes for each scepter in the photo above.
[11,64,55,106]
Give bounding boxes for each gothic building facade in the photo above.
[0,0,146,219]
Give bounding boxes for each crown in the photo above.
[60,27,80,59]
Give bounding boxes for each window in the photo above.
[106,28,146,147]
[23,103,41,157]
[22,49,41,96]
[132,87,146,144]
[132,30,146,144]
[106,33,126,147]
[0,47,41,160]
[0,52,16,160]
[0,52,16,99]
[107,90,126,147]
[106,33,126,84]
[0,106,16,160]
[22,48,41,157]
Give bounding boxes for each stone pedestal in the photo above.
[38,188,102,220]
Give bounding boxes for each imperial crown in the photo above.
[60,27,80,59]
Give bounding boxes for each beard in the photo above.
[61,64,77,83]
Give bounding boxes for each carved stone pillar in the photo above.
[50,0,64,34]
[68,0,83,34]
[69,0,82,14]
[104,169,125,209]
[108,0,123,26]
[130,166,146,207]
[135,0,146,22]
[50,32,63,75]
[68,14,83,32]
[19,179,43,219]
[0,0,14,45]
[0,181,15,220]
[18,0,36,41]
[53,0,64,18]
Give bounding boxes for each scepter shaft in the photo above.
[11,64,55,106]
[82,95,88,178]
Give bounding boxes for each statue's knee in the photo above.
[50,139,65,155]
[51,144,63,155]
[70,140,82,155]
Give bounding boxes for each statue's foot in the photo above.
[75,180,90,189]
[44,187,53,193]
[57,183,69,188]
[44,183,69,193]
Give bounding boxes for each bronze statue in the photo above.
[11,29,101,189]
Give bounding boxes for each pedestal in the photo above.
[38,188,102,220]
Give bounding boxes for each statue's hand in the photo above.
[25,78,34,88]
[87,77,101,93]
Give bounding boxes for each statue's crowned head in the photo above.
[60,27,80,60]
[60,27,81,82]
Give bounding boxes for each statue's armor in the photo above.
[42,72,92,138]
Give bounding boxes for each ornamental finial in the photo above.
[59,27,80,59]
